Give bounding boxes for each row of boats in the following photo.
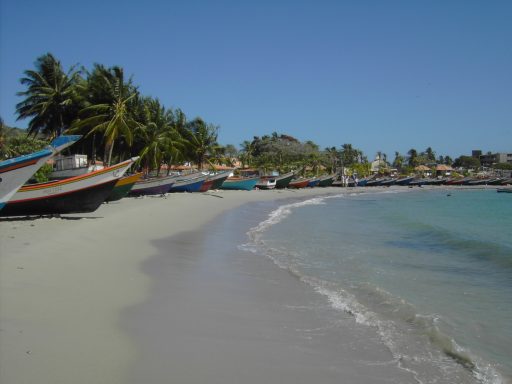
[1,135,510,218]
[352,175,512,187]
[0,136,334,218]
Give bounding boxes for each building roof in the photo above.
[436,164,453,171]
[415,165,431,171]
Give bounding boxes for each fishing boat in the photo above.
[169,173,207,193]
[105,172,143,202]
[318,175,335,187]
[0,135,81,211]
[497,188,512,193]
[307,178,320,187]
[288,178,310,189]
[256,178,277,190]
[220,176,259,190]
[199,171,231,192]
[268,172,295,189]
[50,154,103,179]
[0,157,137,217]
[129,174,176,196]
[395,176,414,186]
[380,178,396,186]
[366,178,384,187]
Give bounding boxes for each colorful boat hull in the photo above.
[129,175,176,196]
[0,157,136,217]
[288,179,310,189]
[220,177,258,191]
[105,173,143,202]
[0,135,81,210]
[199,172,230,192]
[169,174,207,193]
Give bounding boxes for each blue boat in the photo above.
[169,174,207,192]
[220,176,259,191]
[307,178,320,187]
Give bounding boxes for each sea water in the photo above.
[241,189,512,384]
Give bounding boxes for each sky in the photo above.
[1,0,511,159]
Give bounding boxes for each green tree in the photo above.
[392,151,404,169]
[453,156,480,169]
[71,66,138,166]
[183,117,220,170]
[407,148,418,167]
[16,53,82,138]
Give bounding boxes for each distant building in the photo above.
[472,150,482,158]
[479,152,512,166]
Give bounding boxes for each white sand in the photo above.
[0,188,345,384]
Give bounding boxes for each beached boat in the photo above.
[199,171,231,192]
[380,178,396,186]
[256,178,277,190]
[395,176,414,186]
[318,175,335,187]
[50,154,103,179]
[288,178,310,189]
[129,174,176,196]
[169,173,207,193]
[307,178,320,187]
[0,157,137,217]
[220,176,259,191]
[0,135,81,211]
[105,172,143,202]
[272,172,295,189]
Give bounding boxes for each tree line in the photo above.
[1,53,486,178]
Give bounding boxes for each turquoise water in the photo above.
[242,189,512,384]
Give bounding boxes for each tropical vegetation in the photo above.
[0,53,507,179]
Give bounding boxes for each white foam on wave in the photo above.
[239,192,505,384]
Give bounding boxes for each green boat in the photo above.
[274,172,295,189]
[106,173,142,202]
[318,175,335,187]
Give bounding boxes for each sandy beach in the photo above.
[0,188,350,384]
[1,186,493,383]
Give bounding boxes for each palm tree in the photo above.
[393,151,404,169]
[407,148,418,167]
[137,98,186,175]
[184,118,220,170]
[16,53,82,138]
[71,66,138,166]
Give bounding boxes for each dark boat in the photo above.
[497,188,512,193]
[380,178,396,186]
[1,158,136,217]
[395,176,414,186]
[366,178,384,187]
[263,172,294,189]
[318,175,335,187]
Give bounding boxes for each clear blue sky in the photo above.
[1,0,511,159]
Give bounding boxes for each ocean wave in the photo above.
[239,194,507,384]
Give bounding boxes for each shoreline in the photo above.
[0,188,342,384]
[0,186,499,383]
